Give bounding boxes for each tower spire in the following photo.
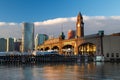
[77,12,83,22]
[78,12,82,18]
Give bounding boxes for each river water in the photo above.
[0,62,120,80]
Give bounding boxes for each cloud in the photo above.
[0,22,7,26]
[110,16,120,20]
[0,15,120,39]
[34,17,76,37]
[35,15,120,38]
[8,22,18,26]
[83,16,120,35]
[83,16,106,20]
[0,22,19,26]
[34,17,76,26]
[0,22,21,38]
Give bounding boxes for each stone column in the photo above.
[74,42,78,55]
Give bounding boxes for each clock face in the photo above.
[77,23,80,27]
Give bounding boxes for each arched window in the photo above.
[78,42,96,55]
[62,45,74,55]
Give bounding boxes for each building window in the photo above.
[111,53,114,57]
[116,53,119,57]
[106,53,109,57]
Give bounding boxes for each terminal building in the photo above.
[103,34,120,61]
[37,12,120,61]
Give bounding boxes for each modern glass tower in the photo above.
[7,38,14,52]
[35,34,48,50]
[0,38,7,52]
[22,22,34,52]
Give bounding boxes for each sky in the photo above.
[0,0,120,38]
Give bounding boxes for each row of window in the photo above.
[106,53,119,58]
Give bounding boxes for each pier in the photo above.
[0,53,95,64]
[0,54,77,63]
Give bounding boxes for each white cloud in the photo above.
[34,17,76,26]
[35,15,120,38]
[110,16,120,20]
[0,22,21,38]
[92,16,106,20]
[83,16,120,35]
[0,22,7,26]
[0,22,19,26]
[0,15,120,39]
[8,22,18,26]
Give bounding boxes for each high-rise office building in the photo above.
[22,22,34,52]
[35,34,48,50]
[0,38,7,52]
[7,38,14,52]
[14,38,22,51]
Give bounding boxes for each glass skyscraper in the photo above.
[22,22,34,52]
[0,38,7,52]
[7,38,14,52]
[35,34,48,50]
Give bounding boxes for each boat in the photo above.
[94,55,104,62]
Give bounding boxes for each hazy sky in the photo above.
[0,0,120,38]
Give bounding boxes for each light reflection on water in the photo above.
[0,62,120,80]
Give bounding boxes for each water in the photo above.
[0,62,120,80]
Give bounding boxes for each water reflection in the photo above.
[0,62,120,80]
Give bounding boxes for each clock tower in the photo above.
[76,12,84,38]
